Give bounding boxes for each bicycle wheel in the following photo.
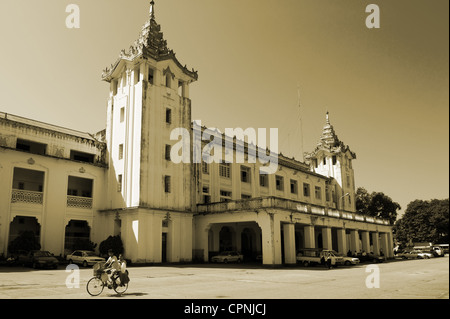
[113,276,128,295]
[86,277,104,296]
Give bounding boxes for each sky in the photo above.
[0,0,448,218]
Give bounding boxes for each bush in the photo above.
[72,238,97,252]
[99,235,124,256]
[8,231,41,253]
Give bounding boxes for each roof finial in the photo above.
[326,111,330,125]
[150,1,156,20]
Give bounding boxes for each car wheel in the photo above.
[83,260,88,267]
[224,259,228,264]
[303,261,310,267]
[345,261,351,266]
[68,259,73,264]
[237,259,241,263]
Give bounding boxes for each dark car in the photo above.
[18,250,59,269]
[355,253,384,263]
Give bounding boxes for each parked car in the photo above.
[431,246,445,257]
[18,250,59,269]
[339,255,360,266]
[211,251,243,263]
[356,253,384,263]
[398,250,433,259]
[66,250,105,267]
[296,249,344,268]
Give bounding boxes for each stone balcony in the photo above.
[67,195,93,209]
[11,189,43,205]
[196,196,390,225]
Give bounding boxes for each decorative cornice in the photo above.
[0,114,106,150]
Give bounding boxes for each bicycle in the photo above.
[86,262,129,296]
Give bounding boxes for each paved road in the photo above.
[0,256,448,299]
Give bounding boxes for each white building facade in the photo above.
[0,2,394,265]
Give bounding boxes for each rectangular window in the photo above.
[346,175,351,188]
[165,144,171,161]
[332,155,337,165]
[276,175,284,191]
[219,163,231,178]
[326,186,331,202]
[290,179,298,194]
[259,174,268,187]
[164,176,171,193]
[303,183,310,197]
[16,139,47,156]
[117,175,122,192]
[70,150,95,163]
[313,159,318,168]
[202,162,209,175]
[165,75,171,88]
[120,107,125,123]
[202,186,210,204]
[315,186,322,200]
[220,190,232,202]
[148,68,154,85]
[166,108,172,124]
[323,157,326,165]
[240,166,251,183]
[118,144,124,160]
[241,194,252,199]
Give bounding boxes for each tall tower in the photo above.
[304,112,357,212]
[100,1,198,262]
[102,1,198,210]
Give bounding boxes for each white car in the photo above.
[211,251,243,263]
[413,250,434,259]
[341,255,360,266]
[66,250,105,267]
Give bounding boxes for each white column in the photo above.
[349,230,359,254]
[304,225,315,249]
[322,227,333,250]
[388,232,394,258]
[361,231,370,254]
[259,213,282,265]
[371,232,380,255]
[336,228,347,255]
[283,223,296,264]
[380,232,389,258]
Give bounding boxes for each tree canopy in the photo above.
[394,199,449,245]
[355,187,401,225]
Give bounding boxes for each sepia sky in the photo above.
[0,0,448,218]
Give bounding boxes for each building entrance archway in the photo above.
[64,220,91,255]
[8,216,41,253]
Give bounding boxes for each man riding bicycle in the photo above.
[104,249,121,287]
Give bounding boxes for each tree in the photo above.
[394,199,449,244]
[8,231,41,253]
[99,235,124,256]
[355,187,401,225]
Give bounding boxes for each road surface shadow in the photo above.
[108,292,148,298]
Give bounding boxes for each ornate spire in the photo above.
[149,1,155,20]
[102,1,198,82]
[319,112,340,149]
